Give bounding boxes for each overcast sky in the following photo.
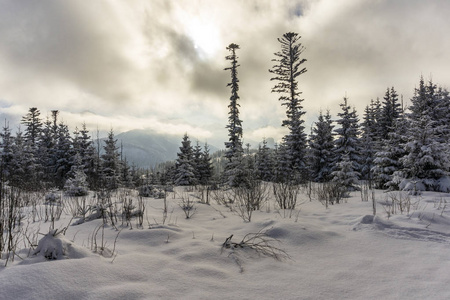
[0,0,449,147]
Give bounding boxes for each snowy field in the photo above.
[1,187,450,300]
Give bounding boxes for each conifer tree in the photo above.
[64,152,89,196]
[21,107,44,186]
[193,141,203,183]
[332,152,360,196]
[379,87,401,140]
[54,122,73,188]
[273,143,290,183]
[21,107,42,148]
[269,32,307,182]
[256,138,273,182]
[78,123,97,189]
[9,129,26,188]
[359,105,377,185]
[398,114,449,191]
[433,86,450,142]
[373,115,408,189]
[39,116,57,186]
[198,142,213,185]
[393,77,450,191]
[223,43,244,187]
[101,129,122,190]
[308,110,334,182]
[0,122,14,181]
[174,133,197,186]
[370,97,383,147]
[333,97,361,171]
[120,157,134,188]
[9,129,37,190]
[332,97,361,189]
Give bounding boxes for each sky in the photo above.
[0,0,449,147]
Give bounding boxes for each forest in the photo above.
[1,31,450,299]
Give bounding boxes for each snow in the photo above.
[1,188,450,299]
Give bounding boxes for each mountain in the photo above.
[115,129,219,168]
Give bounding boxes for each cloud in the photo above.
[0,1,142,106]
[0,0,449,148]
[299,0,450,112]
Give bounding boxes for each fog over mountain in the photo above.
[115,129,221,168]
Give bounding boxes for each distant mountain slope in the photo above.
[115,129,219,168]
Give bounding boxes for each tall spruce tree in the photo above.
[269,32,307,182]
[223,43,244,187]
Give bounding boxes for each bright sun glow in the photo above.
[186,19,220,58]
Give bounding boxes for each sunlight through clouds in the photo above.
[0,0,449,146]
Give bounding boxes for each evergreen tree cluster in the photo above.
[2,31,450,196]
[218,32,450,194]
[308,77,450,193]
[0,108,141,192]
[173,134,213,186]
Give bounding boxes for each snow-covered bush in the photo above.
[138,185,168,198]
[45,189,60,203]
[34,229,91,260]
[64,169,89,197]
[33,229,66,260]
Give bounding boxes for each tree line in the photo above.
[171,32,450,195]
[0,108,146,193]
[2,32,450,195]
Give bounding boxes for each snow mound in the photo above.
[119,225,183,248]
[353,214,450,245]
[359,214,375,224]
[264,221,340,247]
[33,229,91,260]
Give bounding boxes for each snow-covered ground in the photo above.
[1,187,450,300]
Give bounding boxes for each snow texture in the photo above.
[1,188,450,300]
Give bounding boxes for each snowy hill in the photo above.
[1,188,450,299]
[115,129,219,168]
